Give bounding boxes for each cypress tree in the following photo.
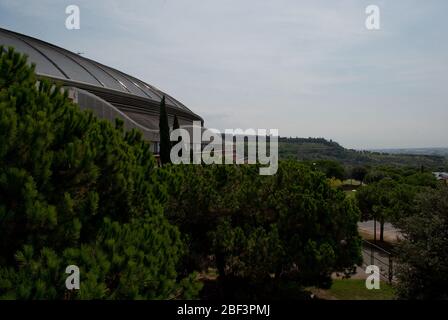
[173,114,180,131]
[171,114,182,157]
[159,96,171,165]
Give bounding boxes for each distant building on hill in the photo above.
[433,172,448,182]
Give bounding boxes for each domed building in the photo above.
[0,27,203,154]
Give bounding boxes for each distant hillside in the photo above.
[369,147,448,157]
[279,137,448,169]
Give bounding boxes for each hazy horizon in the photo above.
[1,0,447,149]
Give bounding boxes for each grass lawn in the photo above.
[324,279,396,300]
[344,190,357,199]
[342,179,362,186]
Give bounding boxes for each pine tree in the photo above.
[395,185,448,299]
[158,96,171,165]
[0,47,200,299]
[163,162,362,298]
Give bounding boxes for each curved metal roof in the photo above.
[0,27,200,119]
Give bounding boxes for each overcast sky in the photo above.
[1,0,447,149]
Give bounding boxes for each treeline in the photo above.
[353,165,448,299]
[279,137,344,148]
[310,159,448,299]
[0,47,362,299]
[279,137,448,170]
[160,163,362,299]
[357,166,438,241]
[394,185,448,299]
[0,47,200,299]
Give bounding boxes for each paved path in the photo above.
[358,221,403,242]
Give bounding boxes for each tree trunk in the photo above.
[380,218,385,242]
[373,218,377,243]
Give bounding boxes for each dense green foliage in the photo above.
[305,160,346,180]
[345,156,448,300]
[356,167,437,241]
[161,162,362,298]
[350,166,368,184]
[0,47,199,299]
[395,185,448,299]
[158,96,171,165]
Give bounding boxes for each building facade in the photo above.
[0,28,203,154]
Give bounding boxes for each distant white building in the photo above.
[433,172,448,180]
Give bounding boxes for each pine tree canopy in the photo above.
[0,47,200,299]
[162,162,363,298]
